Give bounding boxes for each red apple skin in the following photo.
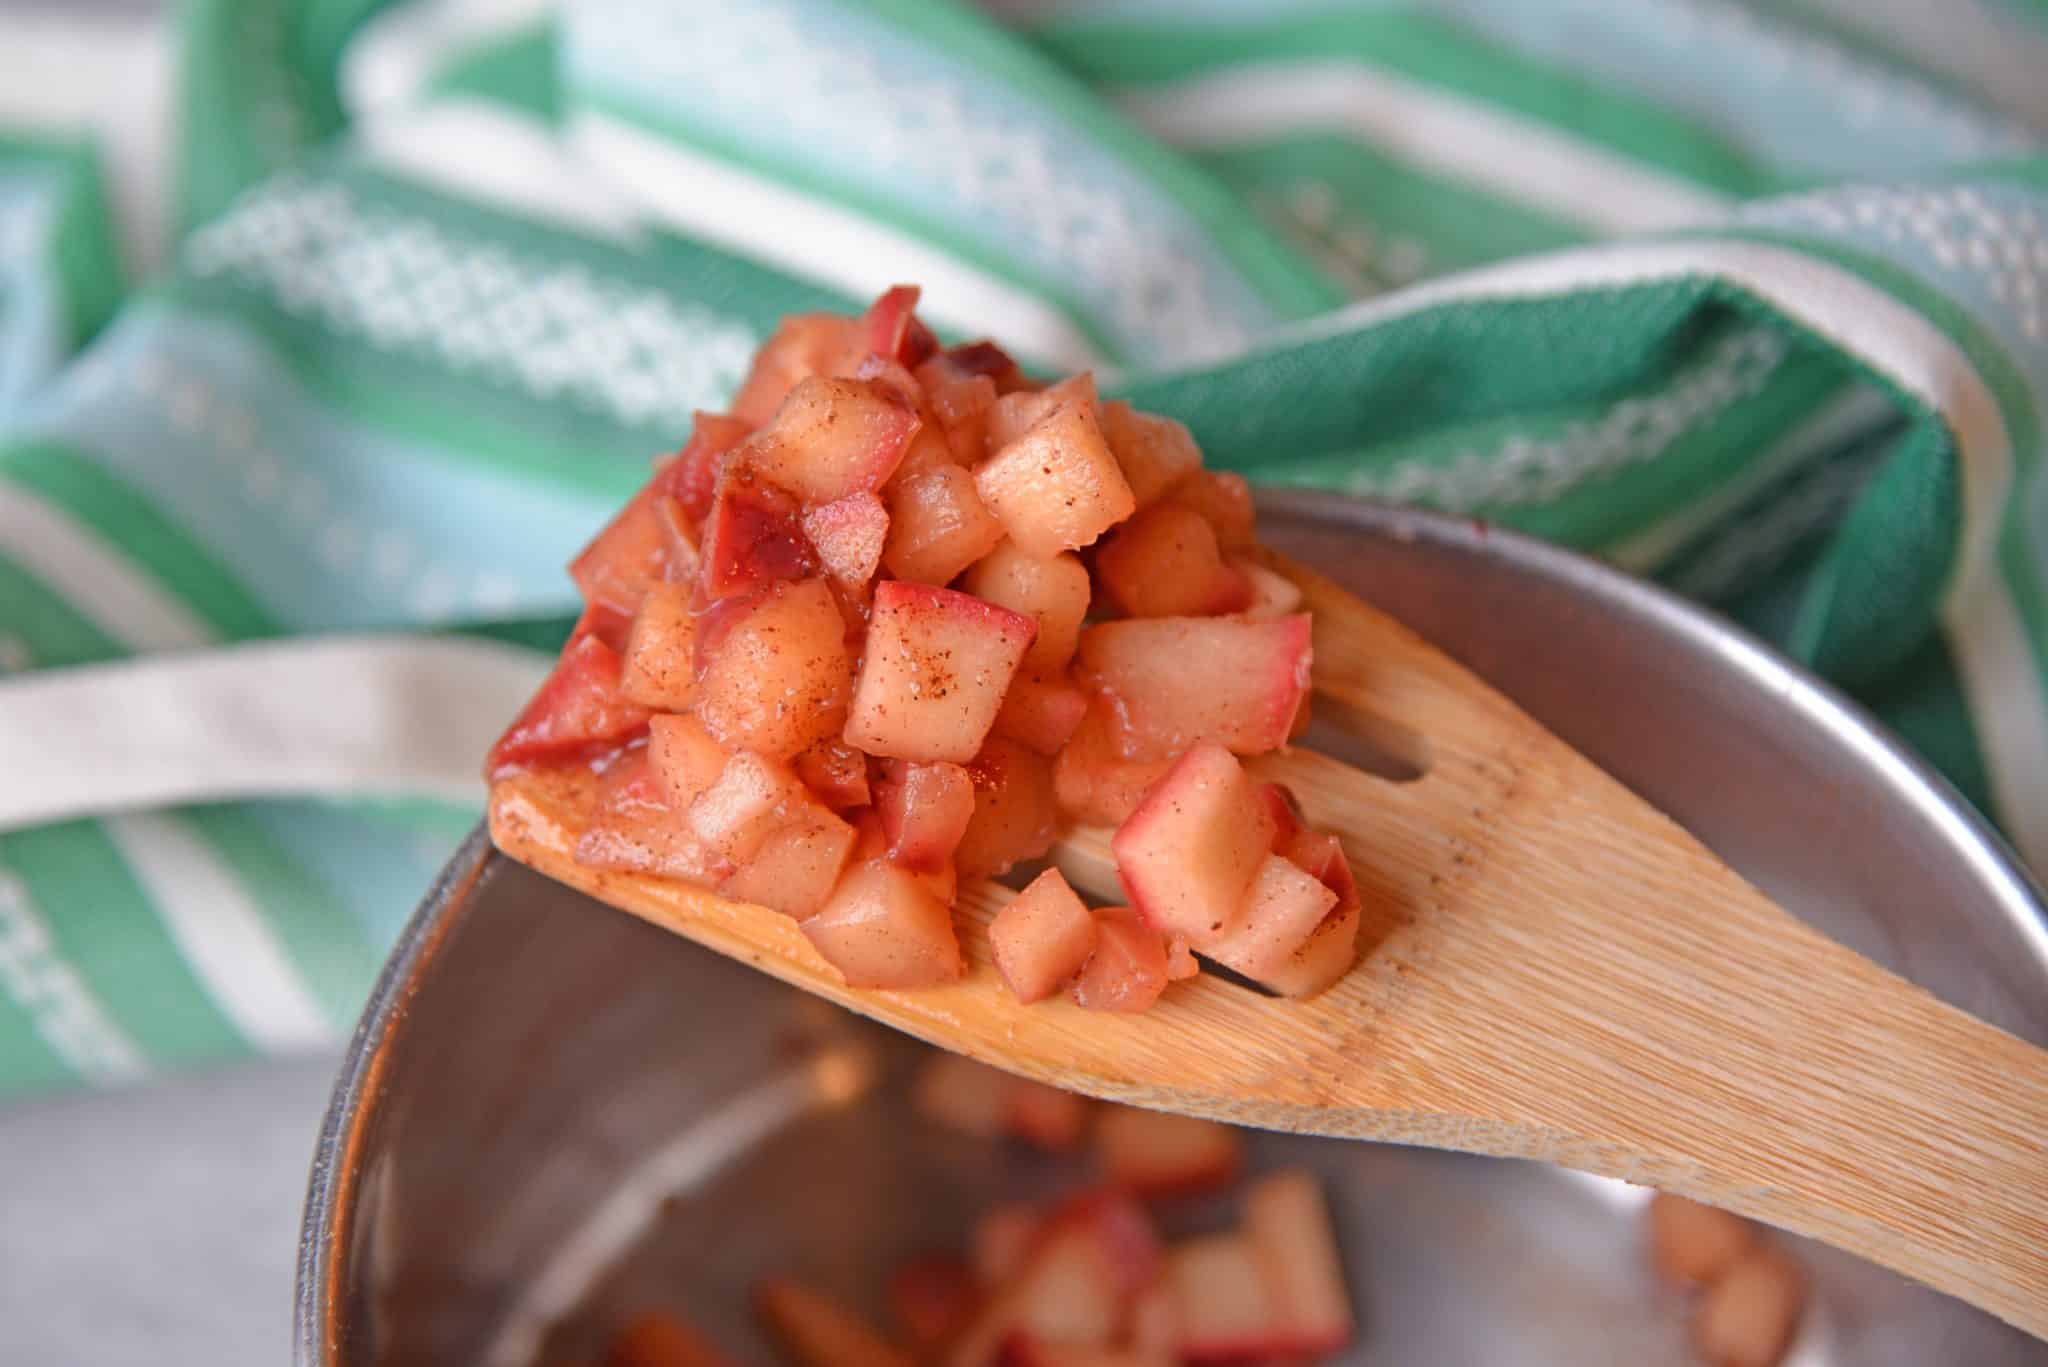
[1070,910,1169,1013]
[570,417,742,616]
[864,284,939,368]
[487,633,650,777]
[672,411,755,522]
[1256,782,1306,851]
[876,761,976,873]
[699,467,816,602]
[1095,1106,1244,1199]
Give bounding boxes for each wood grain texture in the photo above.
[488,551,2048,1340]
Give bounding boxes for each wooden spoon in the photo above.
[489,549,2048,1339]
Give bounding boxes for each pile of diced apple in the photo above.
[488,287,1360,1007]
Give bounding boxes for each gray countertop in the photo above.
[0,1054,340,1365]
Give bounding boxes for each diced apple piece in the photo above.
[952,1192,1161,1367]
[863,284,939,368]
[1128,1283,1179,1356]
[688,750,806,863]
[1071,911,1170,1013]
[877,761,975,872]
[992,674,1090,755]
[620,582,698,711]
[1052,703,1173,828]
[794,738,872,810]
[1689,1245,1807,1367]
[1095,1107,1244,1198]
[1100,401,1202,508]
[1282,830,1357,916]
[574,751,733,885]
[1233,560,1303,620]
[1244,1170,1354,1356]
[1164,1235,1277,1363]
[700,468,816,601]
[882,464,1004,586]
[729,314,863,426]
[755,1279,916,1367]
[741,376,921,504]
[804,860,963,988]
[603,1310,733,1367]
[668,412,755,523]
[845,582,1035,763]
[1202,855,1339,987]
[1163,936,1199,982]
[487,633,651,777]
[1111,746,1276,945]
[990,870,1099,1004]
[1076,616,1312,762]
[982,374,1097,454]
[697,578,852,760]
[960,542,1091,673]
[718,807,857,920]
[647,714,727,805]
[1164,471,1254,550]
[1262,900,1361,999]
[804,491,890,586]
[1647,1193,1757,1290]
[975,399,1134,558]
[890,1255,980,1353]
[955,737,1058,878]
[570,481,677,619]
[939,339,1025,391]
[1094,506,1252,618]
[973,1204,1043,1288]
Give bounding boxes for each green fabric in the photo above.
[0,0,2043,1096]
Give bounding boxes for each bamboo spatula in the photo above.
[488,549,2048,1339]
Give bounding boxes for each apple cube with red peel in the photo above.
[992,674,1091,755]
[1053,703,1174,828]
[738,376,922,504]
[699,468,815,601]
[1095,505,1253,618]
[793,738,872,810]
[864,284,939,368]
[1164,471,1255,550]
[488,633,651,777]
[1283,829,1359,917]
[1096,1106,1245,1198]
[1165,1234,1283,1363]
[990,869,1099,1004]
[915,355,1000,463]
[755,1279,916,1367]
[955,736,1059,878]
[620,582,699,711]
[574,752,733,885]
[960,542,1091,674]
[883,464,1006,586]
[975,399,1135,559]
[1100,400,1203,509]
[1234,559,1304,620]
[1202,854,1340,987]
[718,809,858,920]
[877,761,976,872]
[695,578,852,760]
[952,1191,1161,1366]
[671,411,755,522]
[846,582,1036,763]
[804,491,890,586]
[1112,745,1277,946]
[889,1255,981,1353]
[1256,782,1306,850]
[1077,616,1313,762]
[1071,910,1170,1013]
[688,750,808,863]
[803,859,963,989]
[1244,1170,1355,1357]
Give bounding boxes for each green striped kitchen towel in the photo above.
[0,0,2043,1095]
